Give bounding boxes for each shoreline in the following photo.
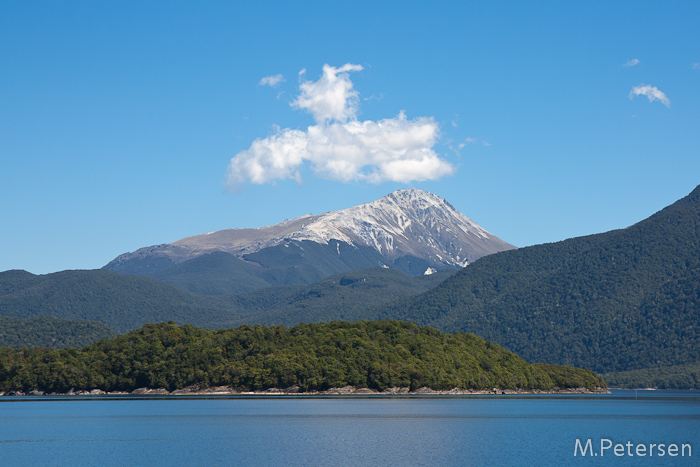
[1,385,610,397]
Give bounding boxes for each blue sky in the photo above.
[2,1,699,274]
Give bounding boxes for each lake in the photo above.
[1,390,698,466]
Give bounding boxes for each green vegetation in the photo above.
[150,251,277,295]
[0,315,117,349]
[223,267,457,327]
[604,363,700,389]
[0,269,230,333]
[0,267,455,338]
[0,320,605,393]
[367,185,700,376]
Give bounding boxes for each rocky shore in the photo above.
[0,385,610,396]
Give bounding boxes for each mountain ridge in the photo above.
[0,266,456,335]
[361,184,700,375]
[104,189,515,283]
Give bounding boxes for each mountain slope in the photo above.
[0,315,118,349]
[104,189,515,289]
[148,251,275,295]
[0,266,455,341]
[0,269,231,333]
[218,267,458,328]
[603,362,700,389]
[366,184,700,374]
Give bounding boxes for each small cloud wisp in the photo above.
[258,74,286,87]
[629,84,670,108]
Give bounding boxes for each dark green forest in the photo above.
[604,362,700,389]
[366,185,700,376]
[0,315,117,349]
[0,267,454,334]
[0,269,225,332]
[0,320,605,394]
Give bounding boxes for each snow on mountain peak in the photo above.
[284,189,512,267]
[108,189,515,272]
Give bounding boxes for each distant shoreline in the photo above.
[1,385,610,397]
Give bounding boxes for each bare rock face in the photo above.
[105,189,515,278]
[131,387,170,395]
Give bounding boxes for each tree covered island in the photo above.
[0,320,606,395]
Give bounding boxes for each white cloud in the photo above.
[623,58,640,68]
[693,63,700,70]
[291,63,364,124]
[227,64,456,189]
[227,112,453,187]
[629,84,670,108]
[258,74,286,87]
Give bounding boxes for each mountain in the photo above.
[104,189,515,292]
[0,266,455,337]
[361,184,700,378]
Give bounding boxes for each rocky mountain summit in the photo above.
[105,189,515,281]
[281,189,511,268]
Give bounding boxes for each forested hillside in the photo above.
[221,267,456,327]
[0,269,230,333]
[0,315,117,349]
[0,267,454,338]
[369,185,700,375]
[603,362,700,389]
[0,320,605,394]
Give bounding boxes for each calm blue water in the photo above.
[0,390,698,466]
